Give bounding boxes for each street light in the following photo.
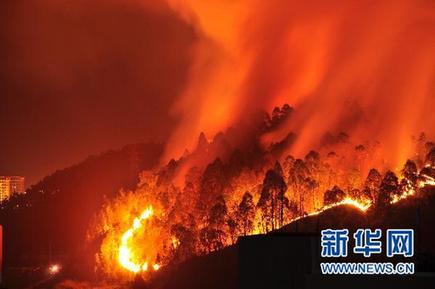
[48,264,61,275]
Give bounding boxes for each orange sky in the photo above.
[164,0,435,169]
[0,0,196,185]
[1,0,434,185]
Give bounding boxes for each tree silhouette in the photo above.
[270,104,293,128]
[282,155,295,180]
[323,186,345,205]
[288,159,310,215]
[237,192,255,236]
[363,168,382,203]
[377,171,398,206]
[209,195,228,227]
[349,188,371,205]
[304,150,320,172]
[426,147,435,167]
[304,177,319,211]
[399,160,418,193]
[198,158,226,213]
[170,223,197,262]
[200,195,228,252]
[257,162,287,232]
[196,132,209,152]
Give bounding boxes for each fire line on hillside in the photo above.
[87,105,435,279]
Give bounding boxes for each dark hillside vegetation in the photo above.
[143,187,435,289]
[0,142,163,270]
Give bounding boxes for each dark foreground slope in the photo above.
[145,188,435,289]
[0,142,163,287]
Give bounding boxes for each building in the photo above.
[0,176,25,202]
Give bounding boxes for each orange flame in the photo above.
[118,206,160,273]
[295,197,371,221]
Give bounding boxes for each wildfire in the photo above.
[118,206,160,273]
[171,236,180,249]
[419,173,435,188]
[113,195,372,275]
[391,169,434,204]
[88,118,434,281]
[336,198,372,212]
[298,197,371,220]
[391,180,415,204]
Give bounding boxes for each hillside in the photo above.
[143,188,435,289]
[0,142,163,272]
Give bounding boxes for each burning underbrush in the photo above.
[87,105,435,281]
[87,184,169,278]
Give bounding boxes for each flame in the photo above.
[171,236,180,249]
[89,140,434,280]
[295,197,371,221]
[419,174,435,187]
[390,167,434,204]
[113,177,428,274]
[391,179,415,204]
[335,198,372,212]
[118,206,160,274]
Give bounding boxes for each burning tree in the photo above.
[323,186,346,206]
[377,171,399,206]
[85,105,435,280]
[236,192,255,236]
[288,159,310,215]
[363,168,382,204]
[399,160,418,193]
[199,195,228,252]
[257,162,288,232]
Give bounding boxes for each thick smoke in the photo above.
[164,0,435,169]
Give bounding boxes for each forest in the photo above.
[88,104,435,278]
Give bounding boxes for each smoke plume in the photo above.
[164,0,435,168]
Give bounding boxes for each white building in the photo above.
[0,176,25,202]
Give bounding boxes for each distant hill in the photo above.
[0,142,163,269]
